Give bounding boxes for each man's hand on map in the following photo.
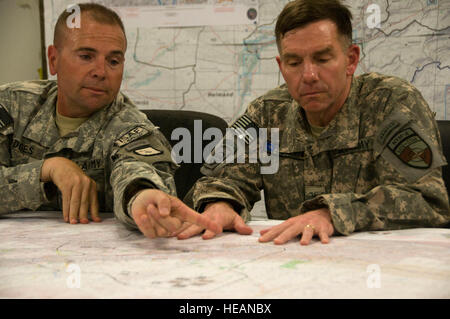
[130,189,221,239]
[41,157,101,224]
[174,201,253,240]
[175,202,334,245]
[259,208,335,245]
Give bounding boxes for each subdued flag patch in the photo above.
[0,105,13,129]
[230,114,259,144]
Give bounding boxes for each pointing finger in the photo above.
[177,224,205,240]
[202,229,219,240]
[171,199,221,234]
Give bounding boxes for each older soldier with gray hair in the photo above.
[0,3,220,238]
[178,0,449,244]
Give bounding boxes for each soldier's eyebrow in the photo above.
[75,47,124,57]
[75,47,97,53]
[110,50,124,58]
[281,52,301,60]
[281,46,334,60]
[314,47,334,57]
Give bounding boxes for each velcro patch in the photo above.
[115,127,149,147]
[387,127,432,169]
[305,185,326,200]
[0,104,13,129]
[230,114,259,144]
[134,146,162,156]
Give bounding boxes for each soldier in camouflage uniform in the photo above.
[177,0,450,245]
[0,3,220,238]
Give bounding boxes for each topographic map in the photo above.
[0,212,449,298]
[43,0,450,121]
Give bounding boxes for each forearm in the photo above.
[302,170,450,235]
[191,164,263,221]
[110,158,177,229]
[0,160,53,214]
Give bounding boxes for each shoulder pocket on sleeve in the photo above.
[375,115,446,182]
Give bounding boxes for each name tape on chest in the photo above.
[74,158,105,171]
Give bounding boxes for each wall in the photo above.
[0,0,42,85]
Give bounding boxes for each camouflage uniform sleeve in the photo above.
[109,125,178,229]
[301,82,450,235]
[190,163,263,222]
[189,99,267,221]
[0,88,53,215]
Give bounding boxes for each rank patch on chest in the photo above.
[115,127,149,147]
[387,128,432,169]
[134,146,162,156]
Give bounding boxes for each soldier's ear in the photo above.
[276,56,289,83]
[47,45,59,76]
[346,44,360,76]
[276,56,282,70]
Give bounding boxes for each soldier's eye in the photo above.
[79,55,91,61]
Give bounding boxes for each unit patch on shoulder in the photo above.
[387,127,432,169]
[0,104,13,129]
[115,127,149,147]
[134,146,162,156]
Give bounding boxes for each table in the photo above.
[0,211,449,298]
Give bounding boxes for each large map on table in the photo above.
[0,212,449,298]
[43,0,450,122]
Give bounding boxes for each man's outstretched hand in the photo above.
[130,189,222,238]
[175,201,253,240]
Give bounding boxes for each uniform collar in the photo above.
[315,77,360,152]
[22,84,59,147]
[283,77,361,154]
[48,94,124,154]
[24,84,124,154]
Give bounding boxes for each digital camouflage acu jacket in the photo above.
[0,80,177,229]
[190,73,450,235]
